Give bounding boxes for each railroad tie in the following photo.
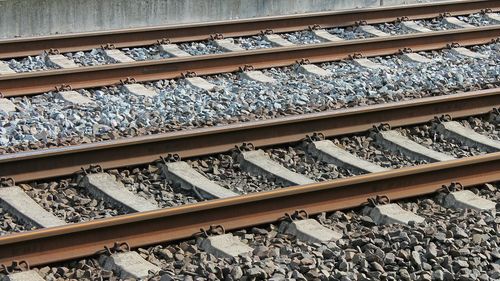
[0,186,66,228]
[263,34,295,47]
[0,60,16,75]
[55,90,96,106]
[443,190,496,211]
[238,149,315,186]
[102,49,135,63]
[240,70,276,83]
[158,44,192,57]
[122,84,158,98]
[375,130,455,162]
[400,53,432,64]
[485,13,500,24]
[3,271,45,281]
[358,25,390,37]
[199,233,253,259]
[435,121,500,152]
[45,54,79,69]
[297,64,331,77]
[281,218,343,243]
[185,77,217,91]
[369,203,425,225]
[159,161,239,199]
[311,29,344,42]
[449,47,488,59]
[400,21,432,33]
[0,98,17,114]
[213,39,245,52]
[81,173,158,213]
[443,17,475,29]
[352,58,388,70]
[307,140,390,174]
[103,251,160,279]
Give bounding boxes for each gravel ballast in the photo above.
[1,42,498,154]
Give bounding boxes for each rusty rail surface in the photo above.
[0,0,498,59]
[1,25,499,97]
[0,152,498,266]
[1,88,498,182]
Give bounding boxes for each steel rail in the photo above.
[0,25,499,98]
[1,88,498,182]
[0,152,498,266]
[0,0,498,59]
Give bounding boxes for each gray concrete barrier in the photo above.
[0,0,447,39]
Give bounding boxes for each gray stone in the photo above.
[159,44,192,57]
[384,252,396,264]
[0,186,66,228]
[123,84,158,98]
[0,98,17,113]
[102,49,135,63]
[358,25,390,37]
[213,39,244,52]
[283,219,342,243]
[45,54,79,69]
[401,21,432,33]
[238,149,315,186]
[427,242,438,259]
[253,245,269,258]
[307,140,389,173]
[454,260,469,268]
[263,34,295,47]
[375,130,455,162]
[2,271,45,281]
[444,190,496,211]
[400,268,411,280]
[199,233,253,259]
[160,161,239,199]
[401,53,432,63]
[231,266,244,279]
[312,29,344,42]
[240,70,276,83]
[450,47,488,59]
[103,251,160,279]
[435,121,500,152]
[0,61,16,75]
[297,64,331,77]
[443,17,474,29]
[371,261,385,272]
[185,76,216,91]
[81,173,158,212]
[353,58,387,70]
[411,251,422,268]
[369,203,425,225]
[247,267,266,278]
[55,90,95,106]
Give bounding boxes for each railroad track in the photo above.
[0,0,498,59]
[0,89,498,271]
[0,2,498,280]
[0,2,499,96]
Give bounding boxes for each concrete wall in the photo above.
[0,0,448,39]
